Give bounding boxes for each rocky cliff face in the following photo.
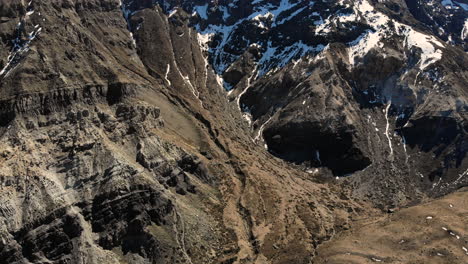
[0,0,466,263]
[145,0,468,201]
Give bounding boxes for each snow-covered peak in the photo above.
[347,0,445,69]
[193,0,321,80]
[186,0,454,89]
[120,0,462,91]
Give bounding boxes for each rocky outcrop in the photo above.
[1,207,82,264]
[81,186,174,260]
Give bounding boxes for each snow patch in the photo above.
[194,0,320,81]
[403,27,443,70]
[462,19,468,39]
[347,0,444,70]
[348,30,382,65]
[0,1,41,79]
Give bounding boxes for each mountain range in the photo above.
[0,0,467,263]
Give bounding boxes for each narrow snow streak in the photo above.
[164,64,171,86]
[384,102,394,157]
[315,150,322,164]
[236,65,258,125]
[184,75,199,99]
[454,169,468,184]
[119,0,137,46]
[401,133,409,164]
[254,115,274,142]
[166,25,203,108]
[168,9,178,18]
[462,19,468,39]
[196,32,210,90]
[432,177,442,189]
[0,0,41,79]
[175,66,203,107]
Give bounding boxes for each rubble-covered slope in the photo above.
[132,0,468,203]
